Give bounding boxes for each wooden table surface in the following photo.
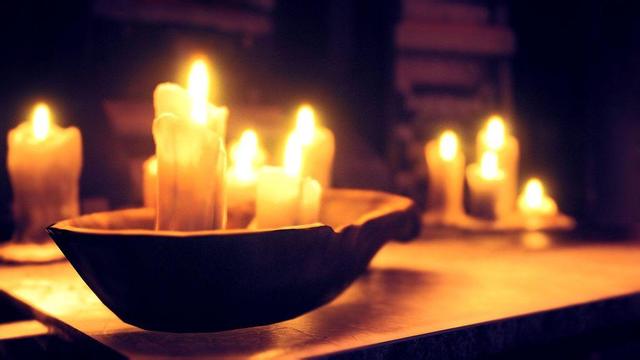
[1,233,640,359]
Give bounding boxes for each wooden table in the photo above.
[1,233,640,358]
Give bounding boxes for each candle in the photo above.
[476,115,519,214]
[7,103,82,242]
[226,129,265,225]
[517,177,558,228]
[152,59,227,231]
[142,155,157,208]
[254,133,322,228]
[466,151,507,220]
[424,130,465,223]
[291,104,335,187]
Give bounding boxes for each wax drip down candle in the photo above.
[475,115,520,216]
[424,130,465,225]
[291,104,335,188]
[152,59,227,231]
[255,132,322,229]
[7,103,82,242]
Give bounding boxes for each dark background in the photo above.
[0,0,638,240]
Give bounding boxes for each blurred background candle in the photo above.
[424,130,465,223]
[255,133,322,229]
[476,115,519,214]
[152,59,227,231]
[466,151,506,220]
[291,104,335,188]
[142,155,157,208]
[7,103,82,242]
[227,129,265,227]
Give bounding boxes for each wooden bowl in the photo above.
[47,189,420,333]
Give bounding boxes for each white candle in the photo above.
[291,104,335,187]
[466,151,507,220]
[7,103,82,242]
[476,115,519,215]
[152,59,227,231]
[142,155,157,208]
[424,130,465,223]
[226,129,265,225]
[254,133,322,228]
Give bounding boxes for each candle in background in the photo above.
[476,115,519,214]
[142,155,157,208]
[7,103,82,242]
[226,129,265,226]
[255,133,322,229]
[152,59,227,231]
[424,130,465,223]
[517,177,558,228]
[291,104,335,187]
[466,151,507,220]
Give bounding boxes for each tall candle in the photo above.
[424,130,465,223]
[476,115,519,214]
[254,133,322,228]
[291,104,335,187]
[227,129,265,226]
[152,59,227,231]
[466,151,507,220]
[7,103,82,242]
[142,155,157,208]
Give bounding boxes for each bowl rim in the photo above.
[47,188,414,238]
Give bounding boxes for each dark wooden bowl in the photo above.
[47,189,420,333]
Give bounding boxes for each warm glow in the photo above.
[31,103,51,141]
[231,129,261,182]
[145,156,158,176]
[518,178,558,215]
[479,151,502,180]
[295,104,316,145]
[438,130,458,161]
[284,133,303,177]
[187,59,209,125]
[483,115,506,150]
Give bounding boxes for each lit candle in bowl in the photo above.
[142,155,157,208]
[291,104,335,187]
[476,115,519,215]
[7,103,82,242]
[517,177,574,230]
[152,59,227,231]
[227,129,265,227]
[466,151,507,220]
[424,130,465,224]
[255,133,322,229]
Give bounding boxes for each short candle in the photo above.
[466,151,507,220]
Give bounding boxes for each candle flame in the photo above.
[438,130,458,161]
[518,178,558,215]
[484,115,506,150]
[145,156,158,176]
[31,103,51,141]
[231,129,260,182]
[284,132,303,177]
[479,151,502,180]
[295,104,316,145]
[188,59,209,125]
